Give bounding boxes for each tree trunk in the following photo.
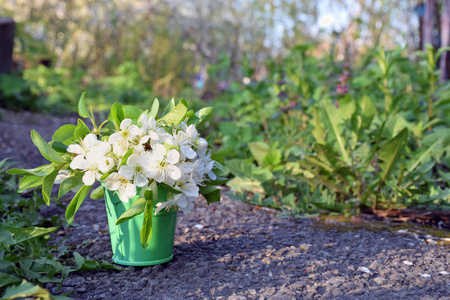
[0,17,15,74]
[423,0,436,48]
[441,0,450,81]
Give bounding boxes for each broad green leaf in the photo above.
[262,149,282,169]
[2,226,59,245]
[58,175,83,199]
[116,197,146,225]
[405,137,444,176]
[18,175,43,193]
[226,159,273,182]
[158,182,182,194]
[0,272,21,288]
[50,141,69,153]
[72,252,124,272]
[140,198,153,249]
[52,124,76,145]
[160,99,188,125]
[248,142,270,166]
[110,102,125,130]
[42,169,58,205]
[322,103,350,163]
[90,185,104,200]
[65,185,92,224]
[149,98,160,118]
[199,186,221,204]
[77,92,90,118]
[7,164,55,177]
[30,130,65,163]
[74,119,90,140]
[123,105,144,121]
[161,98,176,117]
[187,107,213,128]
[378,128,408,185]
[359,95,376,130]
[311,108,325,144]
[2,280,50,300]
[227,177,264,193]
[206,176,229,186]
[362,121,386,169]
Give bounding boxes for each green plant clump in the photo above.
[0,159,124,299]
[217,44,450,216]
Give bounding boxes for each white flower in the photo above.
[71,146,114,186]
[167,130,196,159]
[175,166,199,198]
[154,193,194,215]
[118,153,151,187]
[148,144,181,183]
[192,150,216,184]
[67,133,100,156]
[186,125,208,150]
[103,172,136,203]
[109,119,141,155]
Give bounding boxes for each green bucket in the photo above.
[103,186,178,266]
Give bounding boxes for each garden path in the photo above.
[0,109,449,299]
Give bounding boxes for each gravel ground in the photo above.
[1,109,450,299]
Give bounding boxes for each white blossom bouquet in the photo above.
[8,95,227,248]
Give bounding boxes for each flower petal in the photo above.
[67,144,83,155]
[166,149,180,164]
[181,145,196,159]
[118,165,134,180]
[153,144,166,161]
[167,165,181,181]
[120,119,132,130]
[82,171,96,186]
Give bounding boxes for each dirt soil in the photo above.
[1,109,449,300]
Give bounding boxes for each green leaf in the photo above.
[187,107,214,128]
[90,185,104,200]
[116,197,146,225]
[248,142,270,166]
[378,128,408,186]
[140,198,153,249]
[160,99,188,125]
[77,92,90,118]
[149,98,160,118]
[206,176,229,186]
[123,105,144,121]
[65,185,92,224]
[2,226,59,245]
[405,137,444,176]
[226,159,273,182]
[110,102,125,131]
[18,175,43,193]
[2,280,50,300]
[50,141,69,153]
[74,119,90,140]
[199,186,221,204]
[0,272,21,288]
[262,149,282,169]
[52,124,76,145]
[158,182,183,194]
[7,164,55,177]
[30,130,65,163]
[119,148,135,168]
[58,175,83,199]
[322,103,350,163]
[42,169,58,205]
[161,98,176,117]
